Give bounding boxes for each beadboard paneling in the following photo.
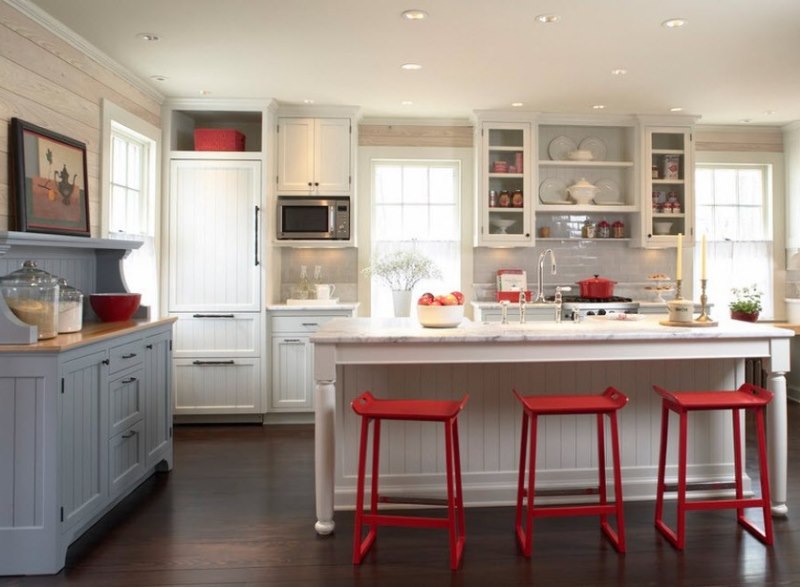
[334,359,742,507]
[359,124,473,148]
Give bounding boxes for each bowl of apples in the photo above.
[417,291,465,328]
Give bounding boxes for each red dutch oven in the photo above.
[576,274,617,298]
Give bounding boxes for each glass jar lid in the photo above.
[0,260,59,289]
[57,278,83,302]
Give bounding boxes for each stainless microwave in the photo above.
[277,196,350,240]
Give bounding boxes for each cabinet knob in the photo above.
[308,181,313,187]
[102,359,110,365]
[146,344,153,349]
[314,182,319,187]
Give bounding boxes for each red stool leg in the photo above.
[675,409,688,550]
[596,413,608,514]
[755,407,774,544]
[654,403,669,532]
[452,417,466,561]
[732,408,744,519]
[605,410,626,552]
[444,418,465,570]
[514,410,529,552]
[353,415,373,564]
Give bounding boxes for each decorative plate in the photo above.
[579,137,607,161]
[594,178,622,204]
[548,136,578,161]
[539,178,570,204]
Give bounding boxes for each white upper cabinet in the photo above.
[475,120,533,246]
[277,117,351,194]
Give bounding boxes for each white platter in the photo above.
[579,137,607,161]
[594,178,622,204]
[548,136,578,161]
[539,178,569,204]
[590,313,647,321]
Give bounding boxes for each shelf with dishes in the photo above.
[535,214,632,240]
[538,176,634,208]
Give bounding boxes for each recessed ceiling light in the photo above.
[136,32,160,41]
[662,18,687,29]
[592,104,605,110]
[535,14,560,24]
[764,110,775,115]
[611,68,628,76]
[401,63,422,70]
[670,107,683,112]
[511,102,524,108]
[740,119,752,124]
[303,99,315,104]
[402,9,428,20]
[199,90,211,95]
[149,75,168,82]
[401,100,414,106]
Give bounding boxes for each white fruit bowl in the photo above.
[417,304,464,328]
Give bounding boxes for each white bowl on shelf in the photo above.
[567,149,593,161]
[417,304,464,328]
[653,221,673,235]
[490,218,516,233]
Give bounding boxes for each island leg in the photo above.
[314,375,337,535]
[766,369,788,517]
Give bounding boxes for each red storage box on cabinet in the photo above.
[194,128,246,151]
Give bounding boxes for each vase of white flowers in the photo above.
[364,248,441,317]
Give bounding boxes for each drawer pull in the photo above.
[146,344,153,349]
[301,322,320,327]
[121,430,137,439]
[102,359,110,365]
[193,314,235,318]
[283,338,303,343]
[122,353,137,359]
[122,377,137,384]
[192,360,236,366]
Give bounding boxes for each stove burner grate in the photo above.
[546,295,633,304]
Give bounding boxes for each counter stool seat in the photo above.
[351,391,468,570]
[654,383,774,550]
[513,387,628,557]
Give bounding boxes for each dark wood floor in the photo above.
[3,404,800,586]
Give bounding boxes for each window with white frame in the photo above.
[102,100,160,316]
[370,159,461,317]
[694,164,773,318]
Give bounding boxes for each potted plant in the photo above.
[729,285,763,322]
[363,248,441,317]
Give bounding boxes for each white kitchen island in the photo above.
[311,315,792,535]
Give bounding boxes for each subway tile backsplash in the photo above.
[280,247,359,302]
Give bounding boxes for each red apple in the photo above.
[451,291,465,305]
[418,292,434,305]
[440,293,459,306]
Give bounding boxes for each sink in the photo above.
[286,298,340,306]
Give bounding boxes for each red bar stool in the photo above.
[351,391,468,570]
[513,387,628,557]
[653,383,774,550]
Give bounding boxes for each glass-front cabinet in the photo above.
[476,121,532,246]
[640,125,694,247]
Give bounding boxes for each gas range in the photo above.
[546,295,640,320]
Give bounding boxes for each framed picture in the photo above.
[9,118,90,237]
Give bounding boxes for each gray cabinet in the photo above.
[0,321,174,576]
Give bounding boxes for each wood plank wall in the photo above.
[0,2,162,236]
[695,126,784,153]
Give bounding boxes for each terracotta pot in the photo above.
[576,275,617,298]
[731,310,759,322]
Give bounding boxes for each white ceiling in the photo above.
[25,0,800,126]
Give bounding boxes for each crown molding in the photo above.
[4,0,164,103]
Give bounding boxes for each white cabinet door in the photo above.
[60,349,108,532]
[168,159,262,312]
[271,335,312,411]
[277,118,315,192]
[314,118,351,193]
[277,117,351,195]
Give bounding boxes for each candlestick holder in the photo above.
[673,279,683,300]
[696,278,714,323]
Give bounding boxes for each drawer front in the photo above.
[109,420,146,498]
[172,312,261,358]
[173,358,261,414]
[109,367,145,436]
[108,339,145,374]
[270,312,350,334]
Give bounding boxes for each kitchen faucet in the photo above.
[534,249,557,303]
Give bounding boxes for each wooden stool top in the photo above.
[653,383,773,410]
[351,391,468,421]
[512,387,628,415]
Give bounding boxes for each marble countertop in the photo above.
[311,315,794,344]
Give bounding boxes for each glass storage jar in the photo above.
[0,260,60,339]
[57,278,83,333]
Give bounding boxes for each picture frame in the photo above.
[9,118,90,237]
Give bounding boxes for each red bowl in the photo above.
[89,293,141,322]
